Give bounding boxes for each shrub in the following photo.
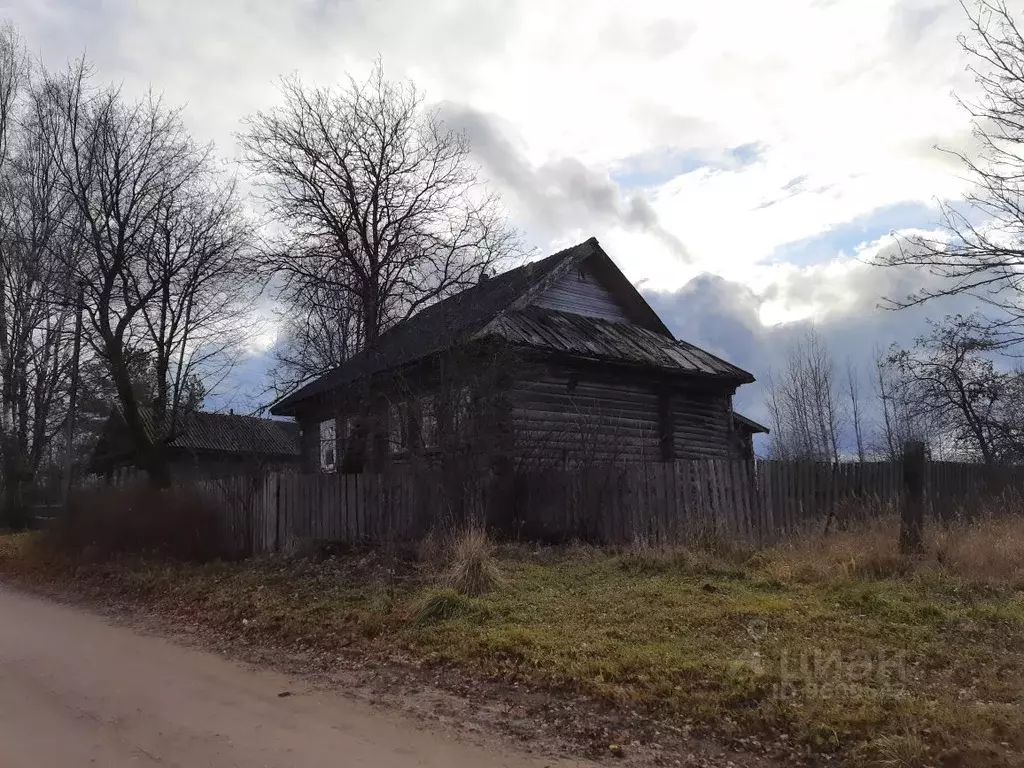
[443,524,502,596]
[49,485,234,562]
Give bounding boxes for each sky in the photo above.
[4,0,1014,444]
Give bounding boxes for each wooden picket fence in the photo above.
[159,458,1024,556]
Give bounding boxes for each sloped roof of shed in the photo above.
[733,412,769,434]
[137,409,300,456]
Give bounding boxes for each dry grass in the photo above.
[4,506,1024,767]
[928,514,1024,586]
[442,524,502,596]
[761,512,1024,587]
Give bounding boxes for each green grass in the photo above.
[2,530,1023,767]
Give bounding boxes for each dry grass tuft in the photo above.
[443,524,502,596]
[413,588,477,624]
[855,733,932,768]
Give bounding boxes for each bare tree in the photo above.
[0,25,78,528]
[885,314,1024,463]
[36,60,254,487]
[240,62,518,390]
[764,328,843,462]
[268,276,363,395]
[137,175,256,429]
[877,1,1024,344]
[872,346,938,461]
[846,359,866,461]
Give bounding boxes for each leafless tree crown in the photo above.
[239,62,518,393]
[33,60,256,486]
[884,314,1024,463]
[764,328,844,462]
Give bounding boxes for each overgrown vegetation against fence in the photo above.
[93,458,1024,558]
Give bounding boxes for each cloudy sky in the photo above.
[6,0,1010,438]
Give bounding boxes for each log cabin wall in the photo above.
[293,349,518,474]
[672,388,734,459]
[509,368,660,465]
[508,363,740,466]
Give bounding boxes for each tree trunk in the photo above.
[108,342,171,489]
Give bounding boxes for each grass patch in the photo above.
[2,515,1023,766]
[413,588,482,625]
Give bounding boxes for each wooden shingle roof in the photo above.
[485,308,754,381]
[270,237,755,416]
[271,239,597,414]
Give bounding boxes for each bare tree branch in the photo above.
[876,1,1024,346]
[239,61,520,395]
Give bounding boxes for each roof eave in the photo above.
[734,413,770,433]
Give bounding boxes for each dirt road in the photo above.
[0,585,588,767]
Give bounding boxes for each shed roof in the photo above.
[152,410,301,456]
[734,412,770,434]
[97,409,300,462]
[271,237,754,416]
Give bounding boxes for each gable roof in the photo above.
[271,237,754,416]
[94,409,300,467]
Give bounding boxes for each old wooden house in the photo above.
[271,237,766,474]
[91,408,302,481]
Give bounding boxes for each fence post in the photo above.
[900,441,926,555]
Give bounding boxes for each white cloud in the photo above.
[7,0,1014,407]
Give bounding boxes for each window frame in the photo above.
[388,402,410,456]
[420,394,439,451]
[319,419,337,473]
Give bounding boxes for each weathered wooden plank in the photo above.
[342,472,351,541]
[710,459,726,538]
[737,461,751,541]
[727,460,741,538]
[658,462,670,544]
